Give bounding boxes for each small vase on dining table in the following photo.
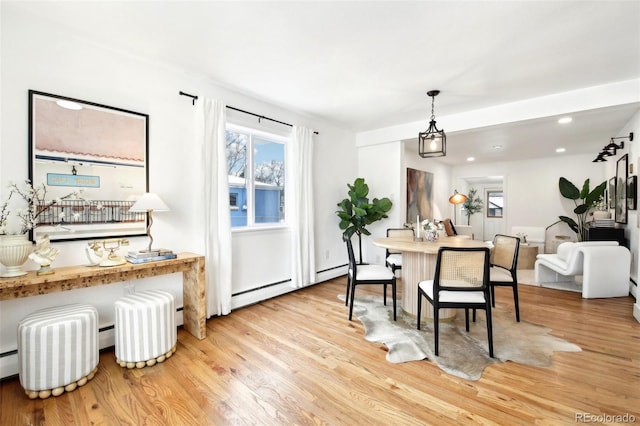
[424,229,439,242]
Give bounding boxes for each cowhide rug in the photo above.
[340,294,581,381]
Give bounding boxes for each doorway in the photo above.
[455,176,505,241]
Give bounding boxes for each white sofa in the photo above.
[534,241,630,298]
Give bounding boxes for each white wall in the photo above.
[0,6,355,377]
[612,110,640,319]
[453,154,608,231]
[356,140,453,264]
[357,141,402,264]
[454,135,639,310]
[358,145,610,246]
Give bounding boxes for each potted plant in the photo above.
[558,177,606,241]
[462,188,483,225]
[336,178,393,263]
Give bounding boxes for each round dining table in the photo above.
[373,235,490,321]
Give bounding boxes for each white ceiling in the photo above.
[5,1,640,165]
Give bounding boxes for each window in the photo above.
[226,125,287,228]
[487,190,503,218]
[229,193,239,210]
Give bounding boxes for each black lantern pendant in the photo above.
[418,90,446,158]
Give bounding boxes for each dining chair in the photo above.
[417,246,493,357]
[489,234,521,322]
[343,234,397,321]
[385,228,414,275]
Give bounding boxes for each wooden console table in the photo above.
[0,252,206,340]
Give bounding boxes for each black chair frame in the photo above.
[385,228,413,274]
[489,234,521,322]
[344,234,397,321]
[417,246,494,358]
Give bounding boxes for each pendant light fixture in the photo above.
[418,90,446,158]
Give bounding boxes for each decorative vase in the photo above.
[0,234,34,277]
[424,229,439,242]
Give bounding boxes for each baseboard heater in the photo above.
[232,264,347,298]
[232,279,291,297]
[228,264,347,312]
[318,263,348,274]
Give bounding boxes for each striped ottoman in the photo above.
[18,304,99,399]
[115,290,177,369]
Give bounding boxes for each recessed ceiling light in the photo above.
[558,117,572,124]
[556,148,566,153]
[56,100,82,110]
[492,145,502,150]
[467,157,475,162]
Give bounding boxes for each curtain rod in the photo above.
[179,91,319,135]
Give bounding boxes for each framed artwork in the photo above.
[615,154,628,224]
[627,175,637,210]
[406,168,434,223]
[29,90,149,241]
[608,177,616,209]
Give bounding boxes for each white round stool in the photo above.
[114,290,177,369]
[18,304,99,399]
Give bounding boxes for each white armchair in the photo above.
[535,241,630,298]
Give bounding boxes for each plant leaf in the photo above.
[579,178,590,199]
[559,215,578,233]
[336,178,393,239]
[574,204,589,214]
[559,177,580,200]
[585,181,607,206]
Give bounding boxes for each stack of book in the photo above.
[593,218,615,228]
[125,249,177,264]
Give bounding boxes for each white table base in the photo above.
[402,251,457,321]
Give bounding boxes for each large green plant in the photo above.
[558,177,606,241]
[336,178,393,263]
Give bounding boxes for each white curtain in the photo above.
[196,97,232,316]
[290,126,316,288]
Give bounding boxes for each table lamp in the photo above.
[130,192,169,253]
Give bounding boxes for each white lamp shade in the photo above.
[129,193,169,212]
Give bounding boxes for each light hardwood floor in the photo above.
[2,277,639,425]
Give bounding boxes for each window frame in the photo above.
[486,190,504,218]
[225,123,289,231]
